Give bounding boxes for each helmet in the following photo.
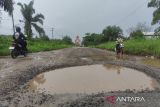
[15,32,20,39]
[16,27,21,32]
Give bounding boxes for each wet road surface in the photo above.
[0,47,160,107]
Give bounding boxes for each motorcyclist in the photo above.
[13,27,27,51]
[115,37,124,58]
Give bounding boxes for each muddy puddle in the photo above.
[27,64,160,94]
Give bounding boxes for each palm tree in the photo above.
[148,0,160,34]
[0,0,13,15]
[17,1,45,38]
[148,0,160,25]
[0,0,15,33]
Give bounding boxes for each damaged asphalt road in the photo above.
[0,47,160,107]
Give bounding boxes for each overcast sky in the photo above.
[0,0,155,39]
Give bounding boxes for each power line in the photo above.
[115,0,149,25]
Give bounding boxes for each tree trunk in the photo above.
[24,21,32,39]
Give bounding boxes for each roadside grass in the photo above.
[0,35,12,56]
[95,39,160,57]
[27,39,72,52]
[0,35,72,56]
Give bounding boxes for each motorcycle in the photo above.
[9,40,27,59]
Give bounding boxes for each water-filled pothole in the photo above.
[27,64,160,94]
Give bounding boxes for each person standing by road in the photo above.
[115,37,124,58]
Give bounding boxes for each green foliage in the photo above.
[0,35,72,56]
[129,30,145,39]
[148,0,160,33]
[62,36,73,44]
[27,39,72,53]
[96,38,160,57]
[82,33,105,46]
[102,25,123,41]
[17,1,45,38]
[0,0,13,15]
[0,35,12,55]
[39,35,50,41]
[82,25,123,46]
[148,0,160,25]
[96,41,115,51]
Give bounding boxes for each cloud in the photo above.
[0,0,154,39]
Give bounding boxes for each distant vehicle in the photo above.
[75,36,81,46]
[9,40,27,59]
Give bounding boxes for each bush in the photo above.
[62,36,73,44]
[82,33,105,46]
[129,30,145,39]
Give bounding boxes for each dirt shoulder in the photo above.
[0,47,160,107]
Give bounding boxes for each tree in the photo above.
[82,33,94,46]
[102,25,123,41]
[129,30,145,39]
[18,1,45,38]
[82,33,105,46]
[127,22,151,34]
[0,0,13,15]
[62,36,73,44]
[148,0,160,33]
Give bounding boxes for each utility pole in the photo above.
[11,12,15,33]
[51,28,54,39]
[11,1,15,34]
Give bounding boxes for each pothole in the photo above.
[27,64,160,94]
